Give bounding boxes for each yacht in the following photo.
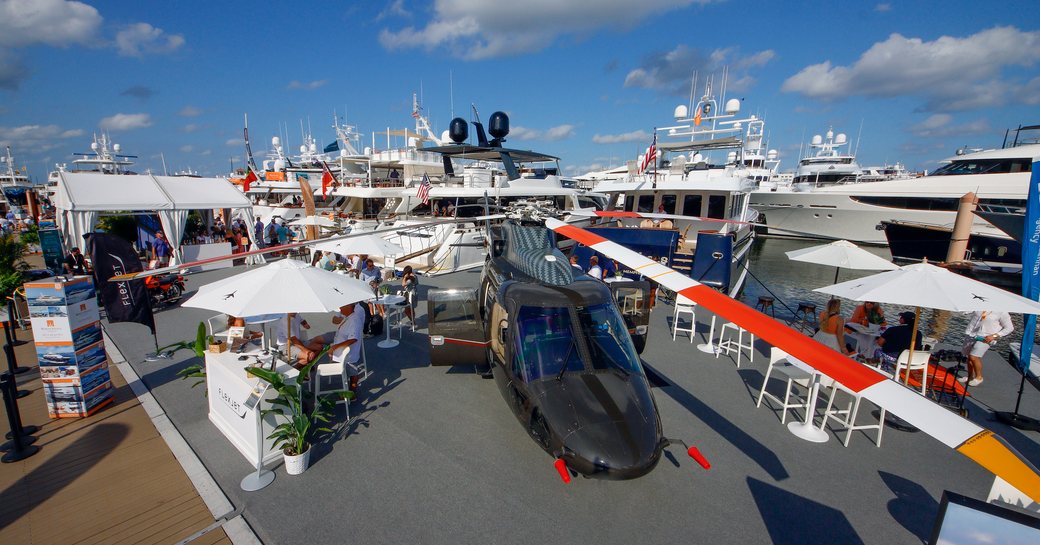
[791,128,861,189]
[45,134,136,199]
[589,79,769,297]
[1,146,35,219]
[750,125,1040,244]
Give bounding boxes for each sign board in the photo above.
[39,228,65,274]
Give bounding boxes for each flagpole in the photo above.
[652,128,657,190]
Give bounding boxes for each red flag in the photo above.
[320,161,336,198]
[242,166,258,192]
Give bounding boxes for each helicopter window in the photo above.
[430,292,477,323]
[516,306,583,382]
[576,304,641,375]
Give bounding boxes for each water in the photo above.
[740,237,1034,358]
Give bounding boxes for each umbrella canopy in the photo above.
[183,259,374,316]
[815,262,1040,314]
[786,240,898,272]
[312,234,405,257]
[289,215,337,227]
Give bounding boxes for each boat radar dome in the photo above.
[488,111,509,139]
[309,143,317,153]
[835,133,847,145]
[726,151,737,163]
[811,134,823,145]
[112,143,121,153]
[91,142,98,151]
[448,117,468,143]
[300,145,308,154]
[826,129,834,140]
[272,136,281,147]
[767,149,779,160]
[724,98,741,114]
[673,104,688,120]
[440,129,451,143]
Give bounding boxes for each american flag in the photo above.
[416,173,431,204]
[639,130,657,174]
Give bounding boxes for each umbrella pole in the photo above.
[286,314,292,365]
[834,267,840,285]
[904,306,922,386]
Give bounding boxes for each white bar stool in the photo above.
[717,322,754,367]
[672,295,696,343]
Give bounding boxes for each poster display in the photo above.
[25,276,113,418]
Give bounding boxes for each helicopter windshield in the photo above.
[515,303,640,382]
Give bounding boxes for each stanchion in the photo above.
[6,300,29,347]
[3,343,31,398]
[995,370,1040,432]
[2,311,31,375]
[1,372,39,461]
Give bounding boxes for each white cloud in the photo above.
[179,145,193,153]
[115,22,185,57]
[377,0,410,20]
[782,26,1040,111]
[200,149,212,156]
[624,45,775,94]
[287,79,328,90]
[909,115,990,138]
[0,123,84,151]
[181,123,199,133]
[380,0,716,60]
[99,113,153,130]
[592,130,650,144]
[510,124,576,141]
[178,105,202,117]
[874,3,891,12]
[225,138,241,147]
[0,0,101,48]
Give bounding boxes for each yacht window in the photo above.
[851,196,959,211]
[623,195,635,212]
[707,195,726,219]
[637,195,654,213]
[682,195,702,217]
[930,159,1032,176]
[660,194,677,214]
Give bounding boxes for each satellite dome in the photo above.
[90,142,98,151]
[835,133,847,145]
[811,135,823,145]
[300,145,307,154]
[309,143,317,153]
[113,143,121,153]
[767,149,779,160]
[726,151,737,163]
[693,153,704,163]
[724,98,741,114]
[488,111,509,139]
[673,104,688,120]
[272,136,281,147]
[440,129,450,143]
[448,117,468,143]
[826,129,834,140]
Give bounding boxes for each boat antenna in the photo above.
[854,118,864,157]
[449,69,455,118]
[160,152,168,176]
[688,71,698,113]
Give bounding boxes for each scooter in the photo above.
[145,273,186,308]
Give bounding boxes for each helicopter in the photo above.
[425,208,695,481]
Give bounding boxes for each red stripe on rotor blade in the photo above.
[679,285,886,393]
[444,338,490,347]
[594,211,642,218]
[554,224,608,247]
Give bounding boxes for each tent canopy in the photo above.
[56,172,253,264]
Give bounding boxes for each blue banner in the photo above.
[1020,160,1040,374]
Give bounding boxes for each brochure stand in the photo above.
[240,381,275,491]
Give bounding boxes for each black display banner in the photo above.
[85,233,155,334]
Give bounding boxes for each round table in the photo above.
[374,294,406,348]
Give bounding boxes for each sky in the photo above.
[1,0,1038,181]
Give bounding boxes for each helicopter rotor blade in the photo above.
[545,217,1040,503]
[565,209,848,241]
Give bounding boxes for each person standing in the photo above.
[276,219,289,245]
[152,231,171,268]
[401,265,418,324]
[960,310,1013,386]
[254,216,265,248]
[587,256,604,280]
[329,303,366,394]
[265,218,278,247]
[63,247,87,275]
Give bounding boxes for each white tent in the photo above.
[56,171,253,264]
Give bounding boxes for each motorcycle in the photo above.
[145,273,186,308]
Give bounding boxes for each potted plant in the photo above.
[245,349,352,475]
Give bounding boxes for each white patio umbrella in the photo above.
[289,215,337,228]
[311,233,405,257]
[786,239,898,284]
[183,259,374,361]
[815,261,1040,384]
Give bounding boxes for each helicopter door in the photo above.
[427,288,487,366]
[609,280,652,354]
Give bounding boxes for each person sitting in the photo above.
[850,301,886,327]
[63,247,88,275]
[569,255,583,272]
[872,311,922,371]
[310,249,324,268]
[359,258,381,284]
[587,256,604,280]
[275,313,325,368]
[813,299,853,356]
[329,302,366,393]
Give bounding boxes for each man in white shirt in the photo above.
[329,303,366,393]
[960,310,1014,386]
[587,255,604,280]
[274,313,324,367]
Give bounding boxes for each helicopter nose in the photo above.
[564,422,662,479]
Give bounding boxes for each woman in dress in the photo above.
[813,299,853,356]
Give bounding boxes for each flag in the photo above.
[694,107,702,127]
[638,131,657,175]
[243,165,258,192]
[323,140,339,154]
[1019,159,1040,374]
[85,233,155,334]
[416,173,431,205]
[320,161,336,198]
